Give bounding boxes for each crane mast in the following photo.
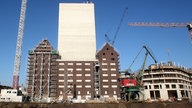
[128,22,192,42]
[12,0,27,89]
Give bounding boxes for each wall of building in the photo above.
[58,3,96,61]
[96,43,120,100]
[143,62,192,101]
[57,61,95,100]
[27,40,59,101]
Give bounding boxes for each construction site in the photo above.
[0,0,192,108]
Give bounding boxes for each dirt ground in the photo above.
[0,101,191,108]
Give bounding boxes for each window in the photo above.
[68,74,73,76]
[112,85,117,88]
[85,80,91,82]
[111,68,116,71]
[145,86,148,89]
[60,91,62,94]
[102,63,107,65]
[149,85,151,89]
[105,91,108,94]
[85,63,90,65]
[172,84,176,88]
[76,63,82,65]
[150,91,155,99]
[87,91,90,94]
[102,58,106,60]
[166,84,170,89]
[85,85,91,88]
[103,53,105,55]
[106,48,109,50]
[179,85,184,88]
[78,91,81,94]
[58,85,64,88]
[59,74,64,76]
[114,91,116,94]
[76,74,82,76]
[85,68,90,71]
[76,85,82,88]
[111,79,117,82]
[59,63,64,65]
[111,74,117,76]
[59,68,64,71]
[68,63,73,65]
[77,80,82,82]
[103,80,108,82]
[110,63,116,65]
[154,85,159,89]
[102,68,108,71]
[76,68,82,71]
[111,53,113,55]
[103,85,109,88]
[58,80,64,82]
[85,74,91,76]
[111,58,115,61]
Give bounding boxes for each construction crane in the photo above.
[136,45,157,85]
[120,45,157,102]
[12,0,27,89]
[128,22,192,42]
[105,7,128,46]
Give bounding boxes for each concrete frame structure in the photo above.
[143,62,192,101]
[58,3,96,61]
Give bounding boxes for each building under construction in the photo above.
[27,40,59,101]
[27,2,120,102]
[143,62,192,101]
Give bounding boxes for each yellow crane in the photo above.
[128,22,192,42]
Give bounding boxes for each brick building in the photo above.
[27,40,59,101]
[27,2,121,102]
[96,43,120,99]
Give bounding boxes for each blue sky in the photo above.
[0,0,192,86]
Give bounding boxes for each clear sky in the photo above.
[0,0,192,86]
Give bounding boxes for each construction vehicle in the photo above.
[120,45,157,102]
[128,22,192,42]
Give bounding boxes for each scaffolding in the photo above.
[94,62,101,98]
[27,40,58,102]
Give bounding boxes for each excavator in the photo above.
[120,45,157,102]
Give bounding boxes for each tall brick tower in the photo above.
[27,40,59,101]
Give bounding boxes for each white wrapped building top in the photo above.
[58,3,96,61]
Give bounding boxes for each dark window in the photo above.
[155,90,160,98]
[154,85,159,89]
[107,48,109,50]
[111,58,115,61]
[145,86,148,89]
[150,91,154,99]
[172,84,176,88]
[166,84,169,89]
[111,53,113,55]
[103,53,105,55]
[179,85,184,88]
